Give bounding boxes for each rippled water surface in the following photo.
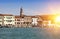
[0,27,60,39]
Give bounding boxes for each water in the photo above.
[0,27,60,39]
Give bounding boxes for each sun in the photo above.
[55,16,60,23]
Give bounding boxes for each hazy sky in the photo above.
[0,0,60,15]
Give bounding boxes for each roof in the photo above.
[0,14,3,16]
[31,16,36,18]
[0,14,13,16]
[15,15,38,18]
[39,15,56,21]
[15,16,21,18]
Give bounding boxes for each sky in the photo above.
[0,0,60,15]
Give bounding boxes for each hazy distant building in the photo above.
[15,8,25,27]
[15,16,21,27]
[24,16,32,27]
[0,14,4,26]
[37,16,43,27]
[3,14,15,27]
[40,15,52,26]
[32,16,38,27]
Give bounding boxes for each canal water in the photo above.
[0,27,60,39]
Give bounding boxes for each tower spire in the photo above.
[20,7,23,17]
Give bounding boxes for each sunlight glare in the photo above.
[55,16,60,22]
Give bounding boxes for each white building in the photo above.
[32,16,38,26]
[3,14,15,27]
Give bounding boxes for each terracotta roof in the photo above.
[0,14,13,16]
[24,16,32,17]
[31,16,39,18]
[15,16,21,18]
[0,14,3,16]
[39,15,56,20]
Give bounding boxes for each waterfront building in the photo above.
[40,15,52,27]
[32,16,38,27]
[3,14,15,27]
[37,16,43,27]
[0,14,4,26]
[24,16,32,27]
[15,7,25,27]
[15,16,21,27]
[15,15,32,27]
[15,16,25,27]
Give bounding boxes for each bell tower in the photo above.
[20,7,24,17]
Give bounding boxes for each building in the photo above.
[37,16,43,27]
[24,16,32,27]
[3,14,15,27]
[15,15,25,27]
[32,16,38,27]
[40,15,52,27]
[15,16,21,27]
[15,7,25,27]
[15,15,32,27]
[0,14,4,26]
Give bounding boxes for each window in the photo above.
[23,22,25,24]
[15,22,16,24]
[15,19,16,21]
[17,19,20,21]
[6,20,12,22]
[6,17,12,19]
[17,22,20,24]
[0,21,2,22]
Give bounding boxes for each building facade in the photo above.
[0,14,4,26]
[15,16,32,27]
[15,16,21,27]
[3,14,15,27]
[24,16,32,27]
[32,16,38,27]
